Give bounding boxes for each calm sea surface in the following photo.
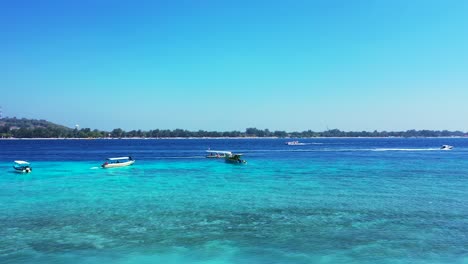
[0,138,467,264]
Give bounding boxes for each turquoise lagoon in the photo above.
[0,138,467,264]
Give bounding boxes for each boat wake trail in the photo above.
[90,166,100,169]
[245,148,442,153]
[371,148,440,152]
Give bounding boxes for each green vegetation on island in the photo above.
[0,117,466,138]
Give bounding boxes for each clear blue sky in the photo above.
[1,0,467,131]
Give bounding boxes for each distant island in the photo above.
[0,117,466,138]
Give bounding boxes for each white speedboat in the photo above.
[102,157,135,168]
[285,141,307,146]
[13,160,32,173]
[440,145,453,150]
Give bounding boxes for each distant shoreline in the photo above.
[2,118,467,138]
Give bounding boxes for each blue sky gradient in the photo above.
[1,0,468,131]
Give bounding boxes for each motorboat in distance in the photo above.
[225,153,247,164]
[206,150,232,159]
[13,160,32,173]
[440,145,453,150]
[285,141,307,146]
[102,157,135,168]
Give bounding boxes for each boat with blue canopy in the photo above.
[13,160,32,173]
[101,156,135,168]
[225,153,247,164]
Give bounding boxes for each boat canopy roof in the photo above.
[14,160,30,165]
[206,150,232,155]
[107,157,132,161]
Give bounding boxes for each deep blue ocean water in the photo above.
[0,138,467,264]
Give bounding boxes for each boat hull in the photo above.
[225,158,247,165]
[13,167,32,173]
[102,160,135,168]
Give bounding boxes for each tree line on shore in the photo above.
[0,117,466,138]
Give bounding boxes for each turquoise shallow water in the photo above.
[0,139,468,263]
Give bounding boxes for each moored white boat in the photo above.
[13,160,32,173]
[102,157,135,168]
[225,153,247,164]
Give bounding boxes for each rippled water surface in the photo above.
[1,138,467,264]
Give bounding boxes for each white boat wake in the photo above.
[244,148,444,153]
[371,148,440,152]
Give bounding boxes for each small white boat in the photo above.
[440,145,453,150]
[101,157,135,168]
[13,160,32,173]
[206,150,232,158]
[285,141,307,146]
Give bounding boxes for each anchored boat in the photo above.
[13,160,32,173]
[101,157,135,168]
[225,153,247,164]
